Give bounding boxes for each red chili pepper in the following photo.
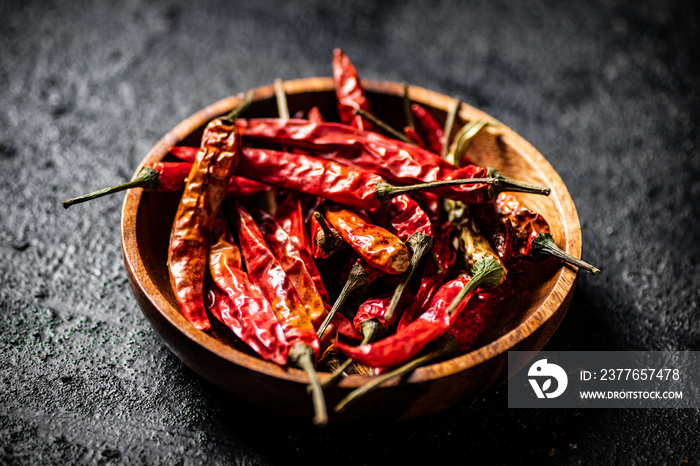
[168,119,241,331]
[63,159,270,208]
[334,281,512,413]
[323,208,411,275]
[234,119,550,203]
[337,274,474,369]
[333,48,376,132]
[234,202,328,425]
[472,193,601,274]
[337,257,503,369]
[411,103,445,155]
[402,125,425,148]
[206,225,289,365]
[307,106,324,124]
[255,208,339,358]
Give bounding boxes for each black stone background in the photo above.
[1,0,699,464]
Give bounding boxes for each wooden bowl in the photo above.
[121,78,580,422]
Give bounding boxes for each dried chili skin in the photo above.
[324,208,411,275]
[235,147,386,210]
[411,103,445,155]
[168,119,240,331]
[397,220,457,331]
[235,203,320,357]
[371,195,433,243]
[207,227,289,365]
[447,281,513,352]
[274,193,330,303]
[494,193,550,257]
[337,274,475,369]
[149,162,194,191]
[333,48,376,131]
[255,209,338,358]
[235,119,499,204]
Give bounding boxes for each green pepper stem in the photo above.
[62,166,160,209]
[441,97,461,158]
[448,119,499,165]
[313,211,344,257]
[532,233,601,275]
[446,258,504,316]
[402,82,415,131]
[334,336,459,413]
[222,90,255,122]
[353,108,415,145]
[274,78,290,120]
[320,318,383,390]
[289,344,328,426]
[316,262,369,338]
[374,169,551,205]
[383,232,434,324]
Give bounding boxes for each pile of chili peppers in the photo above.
[64,49,599,424]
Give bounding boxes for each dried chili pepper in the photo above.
[234,203,328,425]
[411,103,444,155]
[62,162,193,208]
[471,193,600,274]
[63,159,270,208]
[315,256,384,339]
[397,220,457,331]
[207,224,289,365]
[256,209,339,359]
[333,48,375,131]
[322,208,411,275]
[234,119,550,202]
[335,282,512,412]
[168,118,241,330]
[336,257,504,369]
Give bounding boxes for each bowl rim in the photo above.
[121,77,581,388]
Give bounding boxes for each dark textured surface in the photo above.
[1,0,699,464]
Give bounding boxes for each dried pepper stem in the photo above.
[382,232,434,324]
[222,90,255,122]
[313,211,344,257]
[335,336,458,413]
[62,166,159,208]
[447,258,504,315]
[353,108,414,144]
[316,262,369,339]
[274,79,289,120]
[373,169,551,204]
[321,319,382,389]
[441,97,461,158]
[532,233,601,275]
[289,344,328,426]
[402,82,415,130]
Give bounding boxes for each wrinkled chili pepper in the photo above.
[397,220,457,331]
[234,202,328,425]
[274,195,361,341]
[62,162,194,208]
[335,282,513,412]
[471,193,601,274]
[333,48,375,132]
[411,103,445,155]
[337,257,504,369]
[63,157,271,208]
[322,208,411,275]
[315,256,385,339]
[206,223,289,365]
[168,118,241,330]
[234,119,550,202]
[255,208,339,359]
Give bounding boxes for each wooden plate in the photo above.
[120,78,580,422]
